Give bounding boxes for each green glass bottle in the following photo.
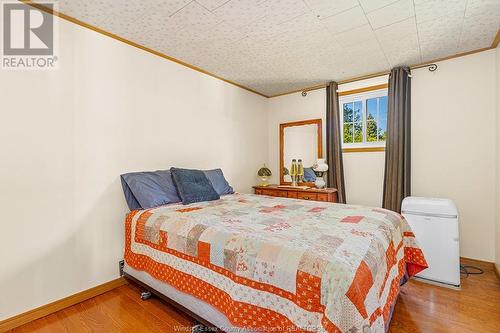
[290,159,297,186]
[297,159,304,183]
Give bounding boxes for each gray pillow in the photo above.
[204,169,234,195]
[120,170,181,210]
[170,167,220,205]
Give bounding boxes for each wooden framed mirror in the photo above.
[280,119,322,186]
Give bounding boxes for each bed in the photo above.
[123,192,427,332]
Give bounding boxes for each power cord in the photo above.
[460,265,484,278]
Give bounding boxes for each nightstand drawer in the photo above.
[259,189,288,198]
[297,192,317,201]
[261,189,278,197]
[277,191,288,198]
[317,193,329,202]
[253,185,338,203]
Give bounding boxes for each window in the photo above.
[339,89,388,148]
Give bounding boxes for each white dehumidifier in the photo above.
[401,197,460,288]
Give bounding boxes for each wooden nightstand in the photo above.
[253,185,338,203]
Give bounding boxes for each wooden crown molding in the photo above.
[0,277,128,332]
[492,29,500,48]
[342,147,385,153]
[18,0,269,98]
[338,83,388,96]
[17,2,500,100]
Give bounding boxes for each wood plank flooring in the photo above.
[9,258,500,333]
[389,258,500,333]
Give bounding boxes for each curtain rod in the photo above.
[300,63,437,96]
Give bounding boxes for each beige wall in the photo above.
[496,44,500,271]
[412,50,496,262]
[1,8,499,322]
[0,18,267,320]
[266,77,388,207]
[267,50,497,262]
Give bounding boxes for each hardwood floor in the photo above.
[8,284,195,333]
[389,258,500,333]
[9,259,500,333]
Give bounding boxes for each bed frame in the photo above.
[120,261,223,332]
[120,250,401,333]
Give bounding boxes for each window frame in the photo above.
[339,88,388,149]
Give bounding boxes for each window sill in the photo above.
[342,147,385,153]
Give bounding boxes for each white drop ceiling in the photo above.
[36,0,499,96]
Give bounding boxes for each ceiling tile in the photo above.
[375,17,421,66]
[33,0,500,96]
[204,21,246,44]
[415,0,467,23]
[196,0,230,12]
[333,24,377,48]
[274,12,323,35]
[304,0,358,20]
[124,0,221,39]
[240,12,322,42]
[419,44,458,62]
[212,0,269,28]
[465,0,500,18]
[358,0,400,13]
[52,0,104,25]
[419,37,460,62]
[166,1,221,33]
[417,13,463,41]
[417,15,462,61]
[375,17,418,46]
[458,11,499,52]
[344,38,390,68]
[320,6,368,34]
[367,0,415,29]
[256,0,310,25]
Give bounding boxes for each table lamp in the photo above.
[313,159,328,189]
[257,164,272,186]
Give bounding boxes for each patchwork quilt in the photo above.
[125,193,427,332]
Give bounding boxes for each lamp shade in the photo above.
[257,164,272,177]
[313,158,328,172]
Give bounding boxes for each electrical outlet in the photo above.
[119,260,125,276]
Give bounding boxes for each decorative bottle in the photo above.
[297,159,304,183]
[290,159,297,187]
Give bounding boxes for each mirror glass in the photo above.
[282,124,318,183]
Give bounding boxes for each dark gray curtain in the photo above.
[383,67,411,212]
[326,81,346,203]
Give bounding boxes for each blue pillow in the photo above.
[120,176,142,210]
[120,170,181,210]
[303,167,316,182]
[204,169,234,195]
[170,167,220,205]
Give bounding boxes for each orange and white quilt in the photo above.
[125,193,427,332]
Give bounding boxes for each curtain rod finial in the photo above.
[428,64,437,72]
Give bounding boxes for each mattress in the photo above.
[124,193,427,332]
